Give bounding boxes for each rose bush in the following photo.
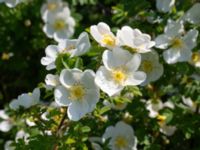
[0,0,200,149]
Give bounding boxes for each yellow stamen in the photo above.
[1,53,10,60]
[62,45,75,53]
[141,60,153,73]
[157,114,166,124]
[53,19,66,30]
[115,136,127,149]
[112,69,127,84]
[170,38,184,49]
[191,52,200,63]
[69,85,85,100]
[101,34,116,47]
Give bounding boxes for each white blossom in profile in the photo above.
[139,51,164,85]
[182,96,200,113]
[90,22,117,49]
[54,69,100,121]
[9,88,40,110]
[155,19,199,64]
[41,32,90,70]
[43,7,75,42]
[116,26,155,53]
[146,99,174,118]
[102,121,137,150]
[156,0,175,13]
[45,74,60,89]
[183,3,200,24]
[95,47,146,97]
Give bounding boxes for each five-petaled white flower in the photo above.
[183,3,200,25]
[9,88,40,110]
[116,26,155,53]
[139,50,164,85]
[95,47,146,96]
[156,0,175,13]
[41,32,91,70]
[155,19,199,64]
[43,7,75,42]
[102,121,137,150]
[41,0,65,22]
[54,68,100,121]
[90,22,117,49]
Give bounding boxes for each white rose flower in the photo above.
[116,26,155,53]
[41,45,59,70]
[139,51,164,85]
[41,32,91,70]
[155,20,199,64]
[102,121,137,150]
[54,69,100,121]
[43,7,75,42]
[90,22,117,49]
[156,0,175,13]
[146,99,174,118]
[41,0,64,22]
[9,88,40,110]
[189,51,200,67]
[183,3,200,24]
[95,47,146,97]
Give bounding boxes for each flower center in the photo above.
[62,45,76,53]
[47,3,57,11]
[112,70,127,84]
[170,38,184,49]
[115,136,128,149]
[156,114,166,124]
[141,60,153,73]
[69,85,85,100]
[102,34,116,47]
[191,52,200,63]
[53,19,66,31]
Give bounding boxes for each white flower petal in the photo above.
[54,85,71,106]
[95,66,123,97]
[124,71,146,86]
[183,29,199,49]
[163,48,180,64]
[59,69,82,87]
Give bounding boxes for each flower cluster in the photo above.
[41,0,75,42]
